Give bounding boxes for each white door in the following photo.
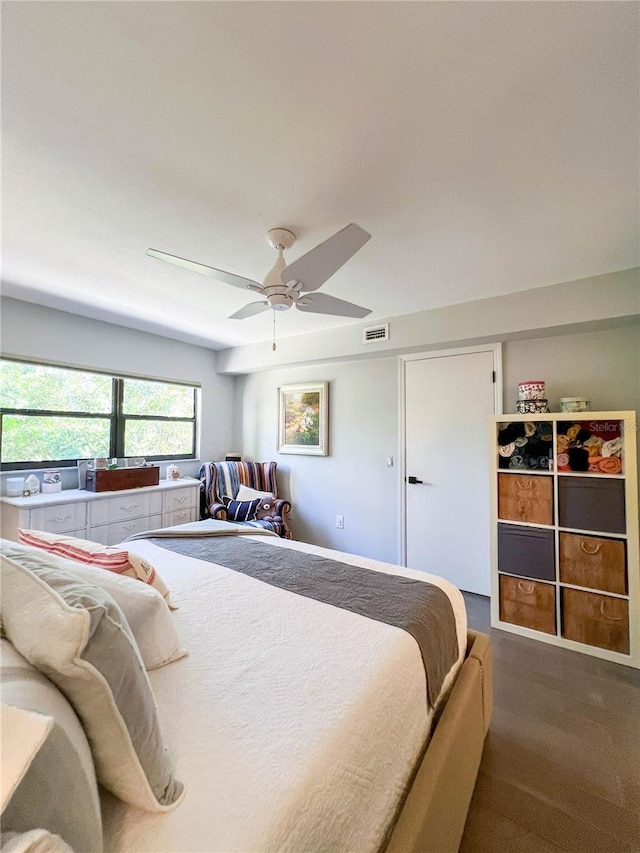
[404,350,497,595]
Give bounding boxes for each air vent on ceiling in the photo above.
[362,323,389,344]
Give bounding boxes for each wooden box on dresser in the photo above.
[490,411,639,668]
[1,478,200,546]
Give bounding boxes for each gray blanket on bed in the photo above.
[145,535,458,707]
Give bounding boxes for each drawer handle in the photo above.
[599,600,623,621]
[517,581,535,595]
[47,514,72,524]
[177,511,187,518]
[580,540,602,556]
[119,504,139,512]
[122,523,136,530]
[515,478,533,490]
[175,496,187,503]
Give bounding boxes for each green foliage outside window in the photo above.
[0,359,198,468]
[1,361,112,413]
[123,379,194,418]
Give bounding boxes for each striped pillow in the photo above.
[19,529,129,569]
[222,496,261,522]
[17,530,174,608]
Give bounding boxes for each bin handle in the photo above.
[580,540,601,556]
[599,600,622,621]
[517,581,535,595]
[515,478,533,490]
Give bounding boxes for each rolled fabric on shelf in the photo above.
[568,446,589,472]
[598,456,622,474]
[498,423,526,445]
[567,424,581,441]
[602,437,623,458]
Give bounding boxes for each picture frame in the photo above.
[278,382,328,456]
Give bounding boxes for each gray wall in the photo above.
[239,324,639,562]
[0,297,235,490]
[503,326,640,415]
[238,359,399,562]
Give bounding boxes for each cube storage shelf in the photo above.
[490,411,639,668]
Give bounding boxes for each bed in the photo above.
[1,522,492,853]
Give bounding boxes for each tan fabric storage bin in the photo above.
[498,474,553,526]
[559,533,627,595]
[499,575,556,635]
[561,588,629,654]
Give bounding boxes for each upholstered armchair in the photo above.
[198,460,292,539]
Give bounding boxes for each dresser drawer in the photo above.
[498,474,553,526]
[559,533,626,594]
[163,486,197,513]
[561,588,629,654]
[164,507,197,528]
[499,575,556,635]
[29,503,86,534]
[90,492,163,526]
[90,514,163,546]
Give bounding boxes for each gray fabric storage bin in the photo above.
[498,524,555,581]
[558,477,626,534]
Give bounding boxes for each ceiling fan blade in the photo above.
[146,249,261,290]
[228,301,270,320]
[295,292,371,319]
[280,223,371,292]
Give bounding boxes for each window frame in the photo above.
[0,359,199,470]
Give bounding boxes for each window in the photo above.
[0,359,199,469]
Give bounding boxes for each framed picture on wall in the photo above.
[277,382,328,456]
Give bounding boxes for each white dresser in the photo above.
[1,479,200,546]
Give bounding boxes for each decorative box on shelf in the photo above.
[84,466,160,492]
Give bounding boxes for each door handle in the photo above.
[407,476,424,484]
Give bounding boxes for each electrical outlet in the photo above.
[336,515,344,529]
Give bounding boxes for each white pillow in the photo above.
[0,829,74,853]
[1,704,53,813]
[235,484,274,502]
[1,641,103,852]
[1,545,185,813]
[7,541,186,671]
[56,559,187,671]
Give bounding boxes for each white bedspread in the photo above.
[101,535,467,853]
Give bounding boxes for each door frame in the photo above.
[398,343,503,567]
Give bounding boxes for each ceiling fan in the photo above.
[146,223,372,321]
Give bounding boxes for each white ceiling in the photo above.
[2,2,638,350]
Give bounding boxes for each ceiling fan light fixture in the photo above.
[269,293,293,311]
